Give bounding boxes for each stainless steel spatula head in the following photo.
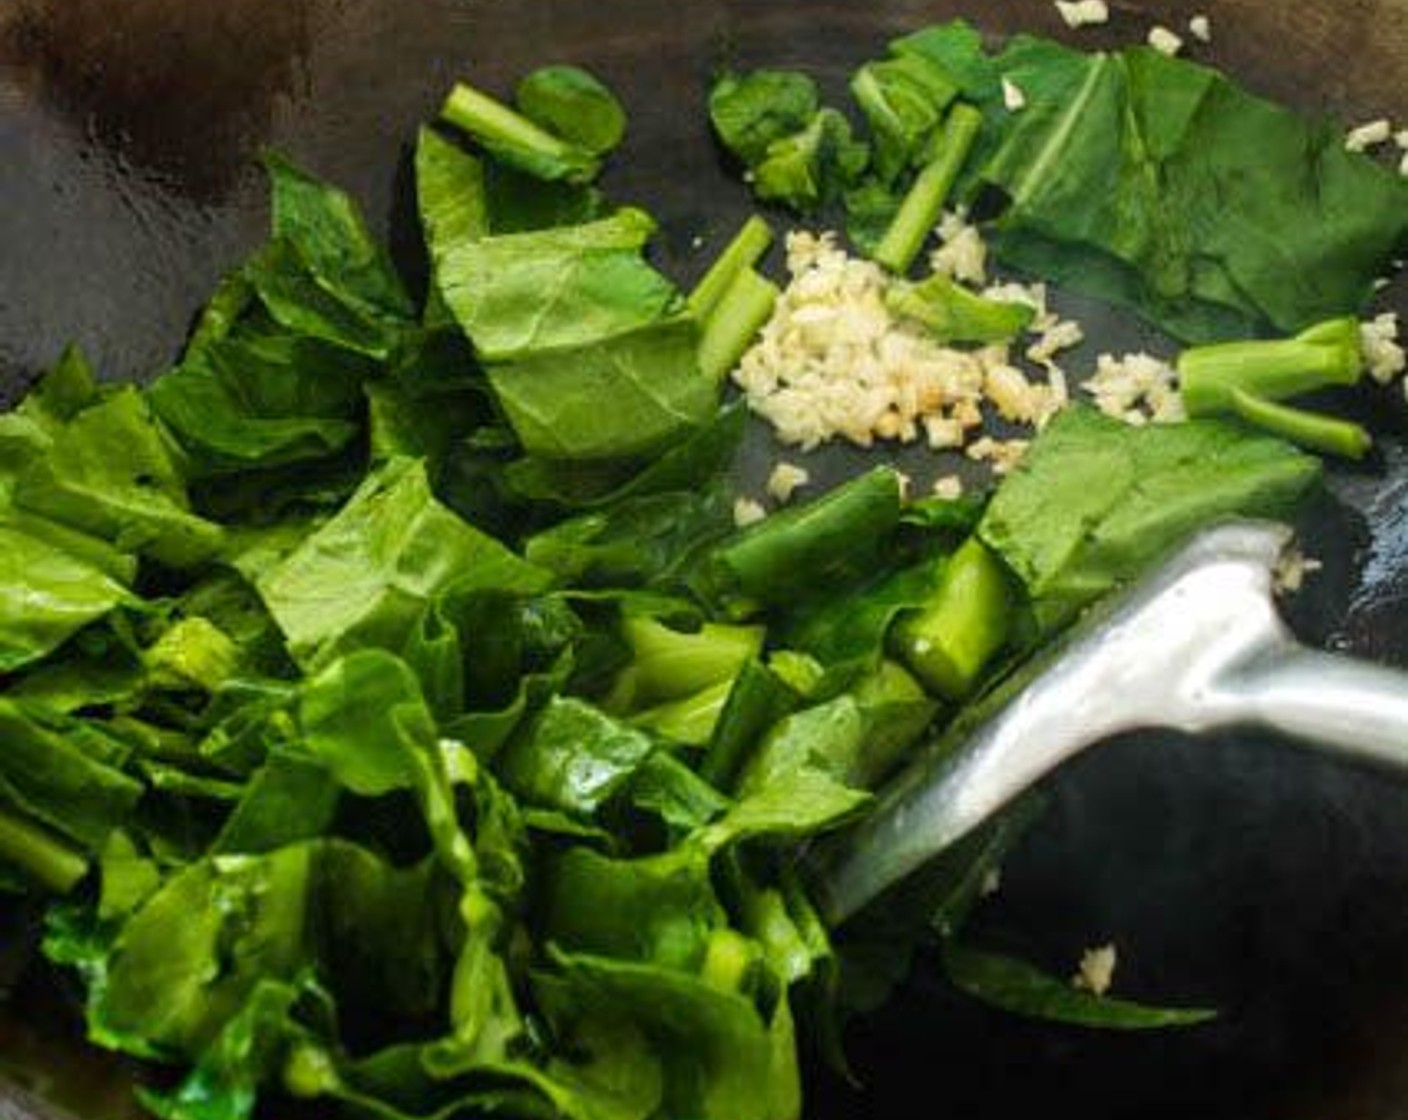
[809,521,1408,926]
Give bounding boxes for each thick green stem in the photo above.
[697,268,779,383]
[1231,389,1372,459]
[441,82,598,183]
[699,661,797,789]
[889,537,1013,700]
[872,103,984,275]
[707,467,906,614]
[0,807,88,894]
[688,216,775,320]
[1178,316,1363,414]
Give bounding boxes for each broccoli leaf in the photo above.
[264,152,413,320]
[708,70,821,167]
[544,950,788,1120]
[978,406,1322,635]
[753,109,869,214]
[517,66,628,157]
[978,42,1408,341]
[256,457,549,667]
[849,52,959,183]
[941,942,1217,1029]
[542,844,723,969]
[439,208,674,361]
[486,316,716,463]
[10,386,223,568]
[496,696,657,818]
[148,333,370,478]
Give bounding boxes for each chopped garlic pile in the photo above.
[732,224,1080,472]
[1084,352,1186,425]
[732,211,1403,478]
[734,231,991,452]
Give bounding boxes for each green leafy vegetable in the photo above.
[256,456,549,667]
[752,109,869,214]
[978,406,1322,635]
[2,33,1386,1120]
[708,70,821,167]
[872,102,983,274]
[941,942,1217,1029]
[888,537,1014,700]
[486,316,716,462]
[10,385,223,568]
[263,152,414,320]
[439,208,672,360]
[696,467,906,616]
[497,696,657,818]
[516,65,628,157]
[977,42,1408,342]
[849,51,959,183]
[441,80,601,184]
[687,216,775,322]
[697,267,779,384]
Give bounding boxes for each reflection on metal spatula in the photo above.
[808,521,1408,926]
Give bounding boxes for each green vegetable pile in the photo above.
[0,18,1402,1120]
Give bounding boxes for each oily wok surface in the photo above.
[0,1,1406,1118]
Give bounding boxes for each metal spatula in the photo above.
[808,521,1408,926]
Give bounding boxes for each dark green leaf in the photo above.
[516,66,627,157]
[542,844,723,969]
[753,110,870,214]
[978,406,1322,634]
[496,696,656,818]
[709,70,821,167]
[942,942,1217,1029]
[256,457,549,667]
[980,43,1408,341]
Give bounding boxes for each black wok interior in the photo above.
[1,2,1406,1118]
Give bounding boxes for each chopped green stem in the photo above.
[688,216,775,320]
[889,537,1013,700]
[441,82,598,182]
[1178,316,1364,415]
[699,661,797,788]
[1230,389,1372,459]
[887,272,1036,344]
[872,103,984,274]
[697,268,779,383]
[708,467,906,614]
[0,807,88,894]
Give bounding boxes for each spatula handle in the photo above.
[1221,643,1408,773]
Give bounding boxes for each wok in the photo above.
[1,1,1406,1117]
